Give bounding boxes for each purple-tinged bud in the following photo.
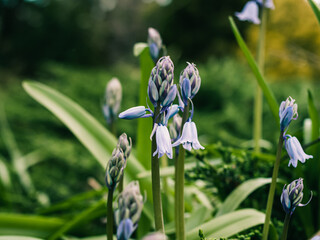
[162,84,177,108]
[159,80,170,103]
[279,96,298,132]
[148,28,162,62]
[281,178,312,215]
[169,114,182,142]
[181,78,191,104]
[117,133,132,161]
[119,106,151,119]
[105,148,125,190]
[117,218,134,240]
[103,77,122,124]
[180,63,201,98]
[148,80,159,107]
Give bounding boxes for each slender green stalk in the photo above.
[262,131,284,240]
[175,103,190,240]
[107,189,114,240]
[110,121,117,137]
[280,213,291,240]
[253,2,267,152]
[118,176,124,193]
[151,105,164,232]
[48,199,105,240]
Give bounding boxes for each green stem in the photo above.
[118,175,124,193]
[110,120,117,137]
[107,189,114,240]
[262,131,284,240]
[253,3,267,153]
[175,103,190,240]
[48,199,105,240]
[151,105,164,232]
[280,213,291,240]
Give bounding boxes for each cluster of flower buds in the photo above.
[279,97,312,168]
[115,181,144,240]
[103,77,122,124]
[280,178,312,215]
[148,28,163,63]
[105,133,132,190]
[235,0,275,25]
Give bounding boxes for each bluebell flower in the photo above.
[103,77,122,124]
[119,106,153,119]
[235,1,261,24]
[256,0,275,9]
[117,218,134,240]
[148,28,162,62]
[280,178,312,215]
[311,236,320,240]
[285,135,312,168]
[172,120,204,151]
[279,96,298,132]
[151,124,173,159]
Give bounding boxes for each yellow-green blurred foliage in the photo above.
[246,0,320,80]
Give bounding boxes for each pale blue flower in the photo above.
[256,0,275,9]
[148,28,162,62]
[235,1,261,24]
[117,218,134,240]
[103,77,122,124]
[285,135,312,168]
[279,96,298,132]
[119,106,153,119]
[172,120,204,151]
[280,178,312,215]
[151,124,173,159]
[311,236,320,240]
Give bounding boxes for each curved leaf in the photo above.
[216,178,272,216]
[186,209,265,240]
[0,237,44,240]
[133,43,149,57]
[229,16,279,123]
[308,0,320,25]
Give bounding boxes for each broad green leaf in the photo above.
[186,209,265,239]
[229,17,279,123]
[216,178,272,217]
[133,43,149,57]
[136,47,154,171]
[0,213,64,238]
[308,0,320,25]
[0,237,44,240]
[22,81,153,221]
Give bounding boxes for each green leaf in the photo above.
[216,178,273,217]
[308,90,319,148]
[308,0,320,25]
[0,213,64,238]
[0,237,44,240]
[0,156,12,188]
[229,16,279,123]
[186,209,266,239]
[133,42,149,57]
[22,81,153,220]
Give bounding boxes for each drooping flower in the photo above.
[115,181,144,240]
[151,124,173,159]
[119,106,153,119]
[279,96,298,132]
[285,135,312,168]
[235,1,261,24]
[105,147,125,190]
[172,120,204,151]
[280,178,312,215]
[103,77,122,124]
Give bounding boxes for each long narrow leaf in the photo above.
[229,16,279,122]
[0,237,44,240]
[308,0,320,25]
[0,213,64,238]
[216,178,272,216]
[186,209,265,239]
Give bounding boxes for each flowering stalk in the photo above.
[262,131,284,240]
[175,102,189,240]
[107,189,114,240]
[151,105,165,233]
[280,213,291,240]
[253,1,267,152]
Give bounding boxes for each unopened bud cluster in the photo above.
[103,77,122,124]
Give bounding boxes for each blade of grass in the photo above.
[229,16,279,123]
[308,0,320,25]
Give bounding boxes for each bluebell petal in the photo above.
[153,125,173,159]
[149,43,160,62]
[286,136,312,168]
[117,218,134,240]
[235,1,260,24]
[190,122,205,150]
[119,106,148,119]
[148,80,159,106]
[162,84,177,107]
[181,78,191,104]
[256,0,275,9]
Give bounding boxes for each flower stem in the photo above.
[118,175,124,193]
[175,103,190,240]
[280,213,291,240]
[151,105,164,233]
[253,3,267,153]
[262,131,284,240]
[107,189,114,240]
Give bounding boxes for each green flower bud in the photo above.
[105,147,125,190]
[117,133,132,161]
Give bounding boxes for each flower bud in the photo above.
[103,77,122,124]
[119,106,151,119]
[105,148,125,190]
[162,84,177,108]
[117,133,132,161]
[179,63,201,104]
[115,181,144,230]
[117,218,134,240]
[280,178,311,215]
[148,28,162,62]
[279,96,298,132]
[148,80,159,106]
[169,114,182,142]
